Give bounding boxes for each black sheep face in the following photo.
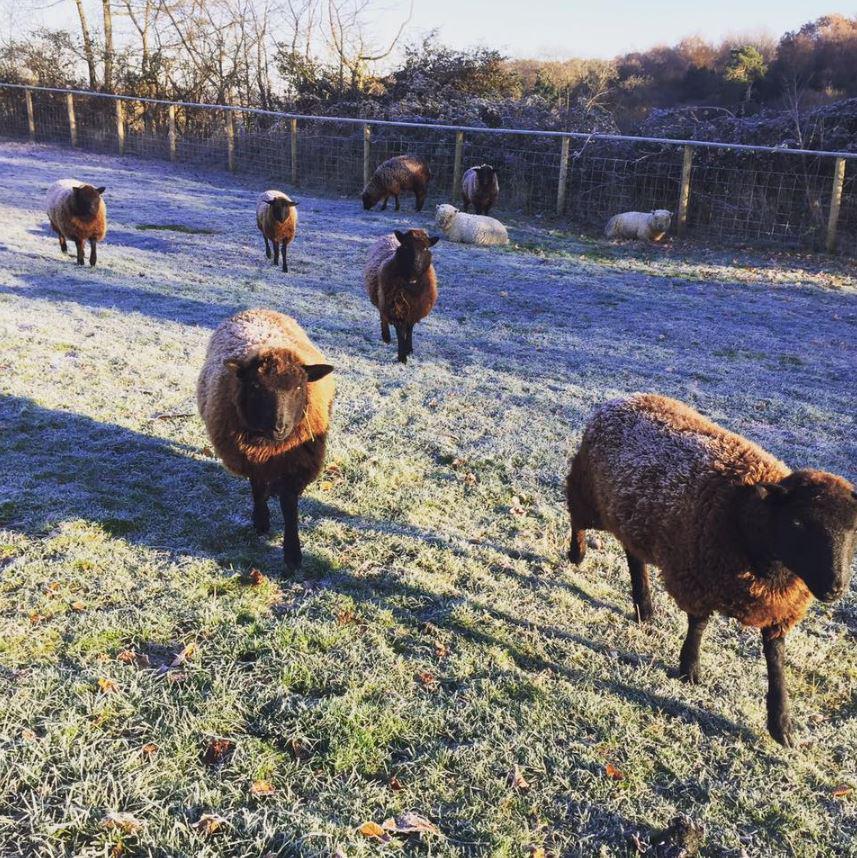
[758,470,857,602]
[72,184,105,218]
[361,190,376,210]
[225,351,333,443]
[476,165,496,188]
[265,197,297,222]
[393,229,439,286]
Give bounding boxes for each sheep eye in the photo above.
[791,518,804,529]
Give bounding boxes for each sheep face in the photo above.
[72,184,105,218]
[225,350,333,443]
[266,197,297,222]
[434,204,458,231]
[362,189,378,211]
[758,470,857,603]
[476,165,496,187]
[393,229,439,286]
[651,209,672,233]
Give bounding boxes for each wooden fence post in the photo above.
[115,99,125,155]
[677,144,693,236]
[452,131,464,200]
[363,124,372,189]
[66,92,77,147]
[225,110,235,171]
[557,136,571,215]
[168,104,177,161]
[290,118,298,185]
[826,157,846,253]
[25,88,35,140]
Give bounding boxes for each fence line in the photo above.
[0,82,854,253]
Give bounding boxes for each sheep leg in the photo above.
[414,191,425,212]
[567,524,587,564]
[74,239,85,266]
[264,235,271,259]
[250,477,270,535]
[394,324,408,364]
[272,241,280,267]
[625,551,654,622]
[678,614,710,684]
[394,195,401,212]
[405,324,414,356]
[89,239,97,267]
[381,196,388,210]
[279,489,302,572]
[762,629,794,747]
[380,319,391,343]
[58,234,68,254]
[281,240,288,273]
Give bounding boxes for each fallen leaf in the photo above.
[140,742,159,758]
[101,811,143,834]
[117,649,150,668]
[70,601,86,612]
[192,813,227,835]
[434,641,449,659]
[21,728,37,742]
[336,608,355,626]
[250,779,276,797]
[388,775,403,791]
[381,812,440,837]
[44,581,61,595]
[111,843,125,857]
[202,737,235,767]
[240,568,265,586]
[357,821,389,842]
[98,677,119,694]
[416,671,436,689]
[832,785,853,799]
[156,642,196,676]
[318,480,334,491]
[605,763,624,781]
[508,765,530,791]
[28,612,46,625]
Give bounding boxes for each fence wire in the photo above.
[0,84,854,254]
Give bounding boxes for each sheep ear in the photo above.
[287,199,299,207]
[303,363,334,382]
[96,186,106,195]
[754,482,788,503]
[428,235,440,246]
[224,358,243,374]
[394,229,408,244]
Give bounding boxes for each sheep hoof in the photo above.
[635,603,654,623]
[252,510,270,535]
[679,665,702,684]
[768,714,795,748]
[283,555,302,575]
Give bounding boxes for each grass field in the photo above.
[0,140,855,857]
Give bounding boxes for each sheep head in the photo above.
[747,470,857,603]
[265,196,298,222]
[476,164,496,187]
[224,349,333,443]
[393,229,439,286]
[651,209,672,233]
[71,184,105,218]
[434,204,458,231]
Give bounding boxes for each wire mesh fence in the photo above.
[1,83,854,254]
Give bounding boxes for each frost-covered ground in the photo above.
[0,141,855,856]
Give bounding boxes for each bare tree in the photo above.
[72,0,98,88]
[102,0,115,90]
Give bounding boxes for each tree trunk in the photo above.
[102,0,115,92]
[73,0,98,89]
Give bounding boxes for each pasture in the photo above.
[0,140,855,856]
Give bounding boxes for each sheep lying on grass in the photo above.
[364,229,439,364]
[197,309,335,572]
[362,155,431,212]
[435,204,508,246]
[461,164,499,214]
[605,209,672,241]
[46,179,107,266]
[256,190,298,272]
[566,393,857,746]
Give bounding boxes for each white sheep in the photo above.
[605,209,672,241]
[435,204,509,246]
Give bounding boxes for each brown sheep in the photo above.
[362,155,431,212]
[364,229,439,364]
[197,309,335,572]
[566,393,857,746]
[256,190,299,272]
[46,179,107,266]
[461,164,499,215]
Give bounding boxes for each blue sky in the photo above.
[400,0,842,57]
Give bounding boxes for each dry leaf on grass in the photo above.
[98,677,119,694]
[832,785,853,798]
[156,642,196,677]
[192,814,227,835]
[336,608,355,626]
[21,728,38,742]
[117,649,150,668]
[605,763,624,781]
[416,671,437,689]
[434,641,450,659]
[239,568,266,586]
[70,600,86,612]
[250,779,276,797]
[140,742,159,758]
[381,812,440,837]
[101,811,143,834]
[28,612,46,625]
[44,581,61,596]
[202,737,236,767]
[508,765,530,790]
[357,821,390,842]
[388,775,403,791]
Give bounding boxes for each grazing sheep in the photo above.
[565,393,857,746]
[435,204,509,247]
[461,164,499,214]
[362,155,431,212]
[364,229,439,364]
[256,190,299,272]
[605,209,672,241]
[46,179,107,266]
[197,309,335,572]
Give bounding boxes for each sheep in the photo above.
[461,164,499,214]
[46,179,107,266]
[256,190,299,272]
[605,209,672,241]
[435,204,509,247]
[565,393,857,746]
[197,308,335,572]
[362,155,431,212]
[364,229,439,364]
